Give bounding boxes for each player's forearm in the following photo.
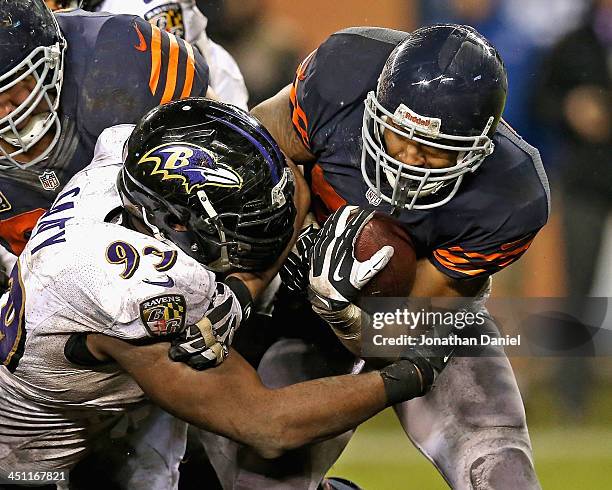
[93,336,388,458]
[250,371,387,454]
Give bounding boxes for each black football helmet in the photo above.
[0,0,66,169]
[118,98,296,272]
[362,24,508,210]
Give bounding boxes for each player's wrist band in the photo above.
[224,276,253,320]
[312,303,368,340]
[379,359,425,406]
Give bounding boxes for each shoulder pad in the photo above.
[93,124,136,165]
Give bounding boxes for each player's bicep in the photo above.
[89,335,267,432]
[251,85,315,163]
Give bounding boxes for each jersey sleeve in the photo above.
[431,232,537,279]
[289,39,364,155]
[90,124,136,167]
[289,33,370,154]
[81,15,209,137]
[103,240,237,341]
[289,49,319,152]
[289,28,407,156]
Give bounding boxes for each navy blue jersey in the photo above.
[0,10,209,255]
[290,27,550,279]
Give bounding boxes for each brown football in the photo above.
[354,212,417,299]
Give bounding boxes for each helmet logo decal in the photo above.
[393,104,442,137]
[138,142,243,194]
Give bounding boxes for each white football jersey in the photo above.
[97,0,249,109]
[0,125,241,473]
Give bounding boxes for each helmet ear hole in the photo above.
[164,213,183,230]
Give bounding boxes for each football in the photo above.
[354,212,417,299]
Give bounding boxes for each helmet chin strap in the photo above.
[197,189,231,271]
[390,180,411,217]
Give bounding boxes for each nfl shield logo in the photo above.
[365,188,382,206]
[39,170,60,191]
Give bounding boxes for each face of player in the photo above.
[382,123,458,170]
[0,76,53,159]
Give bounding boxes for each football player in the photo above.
[0,0,209,259]
[84,0,249,110]
[203,25,548,489]
[0,99,451,488]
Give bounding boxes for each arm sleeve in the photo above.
[288,28,405,156]
[431,232,537,280]
[289,49,319,152]
[82,15,209,137]
[289,42,354,156]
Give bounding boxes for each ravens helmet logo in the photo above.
[137,142,243,194]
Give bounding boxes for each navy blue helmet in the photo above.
[119,98,296,272]
[361,24,508,210]
[0,0,66,169]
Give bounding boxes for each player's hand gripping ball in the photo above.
[307,205,395,311]
[353,212,417,300]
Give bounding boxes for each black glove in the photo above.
[308,205,393,311]
[379,321,459,405]
[279,224,319,295]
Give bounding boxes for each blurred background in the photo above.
[194,0,612,487]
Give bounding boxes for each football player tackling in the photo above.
[0,99,453,488]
